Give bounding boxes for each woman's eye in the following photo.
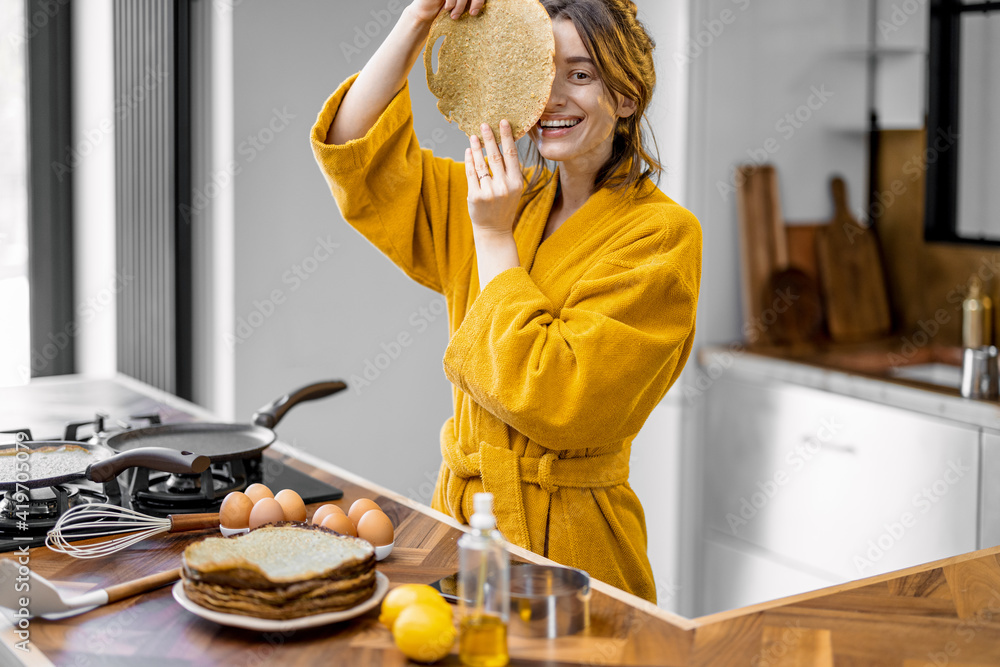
[572,72,590,81]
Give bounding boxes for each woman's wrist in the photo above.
[473,229,520,288]
[472,226,514,242]
[399,5,436,36]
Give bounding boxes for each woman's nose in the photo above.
[544,79,568,110]
[543,92,564,111]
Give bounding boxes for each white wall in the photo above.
[72,0,117,380]
[190,0,236,420]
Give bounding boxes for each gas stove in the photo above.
[0,412,343,552]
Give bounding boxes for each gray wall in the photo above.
[230,0,462,501]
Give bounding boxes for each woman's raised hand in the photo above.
[327,0,485,145]
[465,120,524,236]
[408,0,485,24]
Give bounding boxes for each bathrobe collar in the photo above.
[517,164,654,278]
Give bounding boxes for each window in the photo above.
[0,0,31,385]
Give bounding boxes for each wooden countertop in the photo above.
[2,442,1000,666]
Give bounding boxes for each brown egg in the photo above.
[348,498,381,527]
[244,483,274,504]
[274,489,306,522]
[356,509,394,547]
[248,497,285,529]
[310,504,345,525]
[320,512,357,537]
[219,491,254,529]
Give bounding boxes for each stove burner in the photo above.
[0,485,79,521]
[64,412,161,442]
[159,469,240,495]
[0,483,109,534]
[126,456,263,516]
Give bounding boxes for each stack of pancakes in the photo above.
[182,523,376,619]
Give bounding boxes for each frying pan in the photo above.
[104,381,347,460]
[0,438,210,491]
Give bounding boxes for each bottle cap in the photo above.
[969,276,983,299]
[470,492,496,530]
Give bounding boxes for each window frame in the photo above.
[925,0,1000,245]
[25,0,76,376]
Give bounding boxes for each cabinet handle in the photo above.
[801,435,857,455]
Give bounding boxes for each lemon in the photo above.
[379,584,451,631]
[392,603,456,663]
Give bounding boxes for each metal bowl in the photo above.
[508,564,590,638]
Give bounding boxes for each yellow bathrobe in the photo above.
[311,73,701,603]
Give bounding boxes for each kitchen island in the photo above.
[2,376,1000,665]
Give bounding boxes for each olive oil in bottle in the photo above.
[459,614,508,667]
[457,493,510,667]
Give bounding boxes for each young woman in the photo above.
[311,0,701,603]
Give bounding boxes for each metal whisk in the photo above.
[46,503,221,559]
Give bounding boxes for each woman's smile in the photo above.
[537,115,584,138]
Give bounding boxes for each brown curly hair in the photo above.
[522,0,662,204]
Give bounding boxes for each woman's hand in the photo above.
[408,0,485,24]
[465,120,524,237]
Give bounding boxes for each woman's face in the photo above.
[528,18,636,171]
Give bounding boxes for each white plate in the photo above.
[172,571,389,631]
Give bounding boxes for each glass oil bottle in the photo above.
[457,492,510,667]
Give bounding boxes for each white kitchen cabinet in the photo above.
[701,529,841,617]
[701,373,980,613]
[982,431,1000,549]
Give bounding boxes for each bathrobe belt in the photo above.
[441,437,631,550]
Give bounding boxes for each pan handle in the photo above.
[252,380,348,429]
[86,448,211,483]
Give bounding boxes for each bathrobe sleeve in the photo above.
[310,73,472,295]
[442,216,701,450]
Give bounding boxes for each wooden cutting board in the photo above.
[816,177,892,341]
[736,165,787,344]
[785,223,824,283]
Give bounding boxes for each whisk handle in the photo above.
[168,513,221,532]
[105,568,181,604]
